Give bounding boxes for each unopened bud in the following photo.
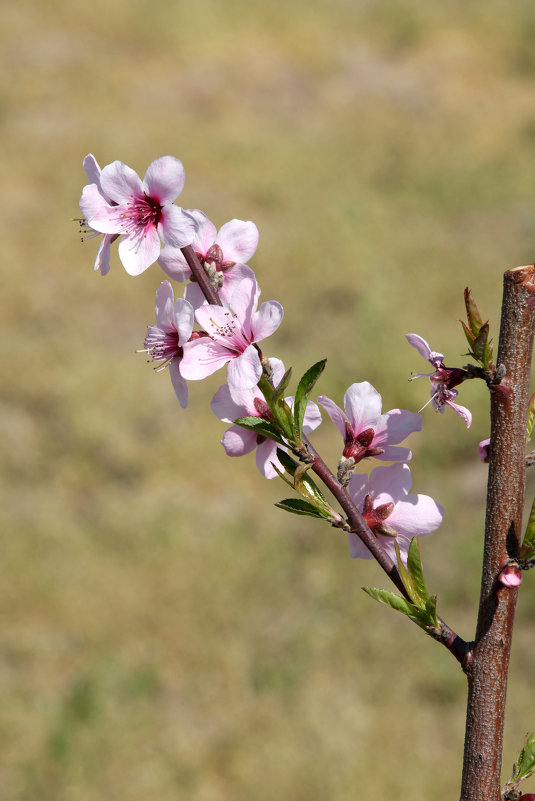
[498,562,522,588]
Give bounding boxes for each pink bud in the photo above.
[478,438,490,463]
[498,563,522,588]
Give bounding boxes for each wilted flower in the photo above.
[406,333,472,427]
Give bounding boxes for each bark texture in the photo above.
[460,266,535,801]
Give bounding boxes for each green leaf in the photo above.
[234,416,286,446]
[512,732,535,783]
[471,322,489,363]
[363,587,418,619]
[275,498,330,519]
[256,375,294,440]
[460,319,476,349]
[464,287,484,336]
[275,448,299,476]
[271,367,293,404]
[293,464,329,507]
[521,497,535,565]
[293,359,327,442]
[424,596,439,629]
[527,393,535,442]
[406,538,429,608]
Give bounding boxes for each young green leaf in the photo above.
[520,496,535,563]
[293,359,327,442]
[464,286,484,336]
[527,392,535,442]
[275,447,299,476]
[363,587,419,619]
[275,498,331,519]
[234,416,286,446]
[271,367,293,405]
[406,537,429,608]
[512,732,535,783]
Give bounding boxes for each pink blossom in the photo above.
[79,156,196,276]
[317,381,421,466]
[210,359,322,478]
[406,333,472,428]
[347,463,444,564]
[140,281,194,408]
[180,274,283,390]
[79,154,116,275]
[158,209,258,282]
[478,438,491,463]
[498,563,522,588]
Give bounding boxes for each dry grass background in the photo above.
[3,1,535,798]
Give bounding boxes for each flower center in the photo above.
[343,426,384,463]
[123,194,162,232]
[362,494,397,537]
[142,327,181,370]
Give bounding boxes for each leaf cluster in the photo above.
[460,287,494,372]
[363,539,441,637]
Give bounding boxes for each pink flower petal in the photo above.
[94,235,112,275]
[158,205,196,249]
[388,495,444,538]
[368,463,412,502]
[170,360,189,408]
[406,333,444,366]
[143,156,185,203]
[79,184,120,233]
[374,409,422,447]
[210,383,258,422]
[118,225,161,275]
[100,160,144,204]
[221,425,257,457]
[154,281,175,330]
[216,219,259,263]
[446,400,472,428]
[180,337,232,381]
[344,382,382,433]
[227,345,262,389]
[158,243,190,281]
[251,299,284,341]
[316,395,348,439]
[190,209,217,254]
[256,439,282,478]
[174,298,194,347]
[83,153,103,187]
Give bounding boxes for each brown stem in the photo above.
[181,245,222,306]
[460,266,535,801]
[306,439,469,664]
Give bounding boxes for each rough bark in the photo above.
[460,266,535,801]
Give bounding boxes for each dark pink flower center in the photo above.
[144,327,181,366]
[362,494,396,536]
[195,243,236,274]
[124,194,162,232]
[343,425,384,463]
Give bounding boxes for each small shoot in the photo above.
[363,538,441,637]
[460,287,493,371]
[293,359,327,443]
[503,732,535,800]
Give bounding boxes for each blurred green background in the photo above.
[3,1,535,798]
